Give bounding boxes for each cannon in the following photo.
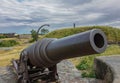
[12,29,107,83]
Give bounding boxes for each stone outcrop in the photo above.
[0,66,17,83]
[94,55,120,83]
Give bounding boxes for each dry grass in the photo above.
[1,38,17,40]
[0,44,29,66]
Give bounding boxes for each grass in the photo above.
[0,40,19,47]
[44,26,120,42]
[0,36,33,66]
[0,44,29,66]
[1,38,31,44]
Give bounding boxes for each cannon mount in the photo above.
[12,53,59,83]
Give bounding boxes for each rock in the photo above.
[94,55,120,83]
[0,66,17,83]
[57,60,81,83]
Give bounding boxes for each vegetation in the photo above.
[30,29,37,42]
[0,40,19,47]
[0,35,7,39]
[0,44,29,66]
[44,26,120,43]
[41,28,49,35]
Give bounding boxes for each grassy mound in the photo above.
[44,26,120,43]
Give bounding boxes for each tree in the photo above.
[30,29,37,42]
[41,28,49,35]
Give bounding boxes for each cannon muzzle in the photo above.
[24,29,107,67]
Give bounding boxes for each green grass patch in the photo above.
[0,40,19,47]
[81,69,96,78]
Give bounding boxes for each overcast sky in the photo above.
[0,0,120,34]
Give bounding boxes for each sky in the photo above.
[0,0,120,34]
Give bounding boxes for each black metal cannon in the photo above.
[12,29,107,83]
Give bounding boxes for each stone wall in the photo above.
[0,67,17,83]
[94,55,120,83]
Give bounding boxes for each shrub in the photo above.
[0,40,19,47]
[81,69,96,78]
[0,35,7,39]
[30,29,37,42]
[76,60,89,70]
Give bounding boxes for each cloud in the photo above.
[0,0,120,33]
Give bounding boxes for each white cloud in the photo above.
[0,0,120,33]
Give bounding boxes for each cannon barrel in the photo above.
[24,29,107,67]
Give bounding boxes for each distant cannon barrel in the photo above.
[23,29,107,67]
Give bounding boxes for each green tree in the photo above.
[30,29,37,42]
[41,28,49,35]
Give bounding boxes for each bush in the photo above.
[81,69,96,78]
[0,40,19,47]
[30,29,37,42]
[76,60,89,70]
[0,35,7,39]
